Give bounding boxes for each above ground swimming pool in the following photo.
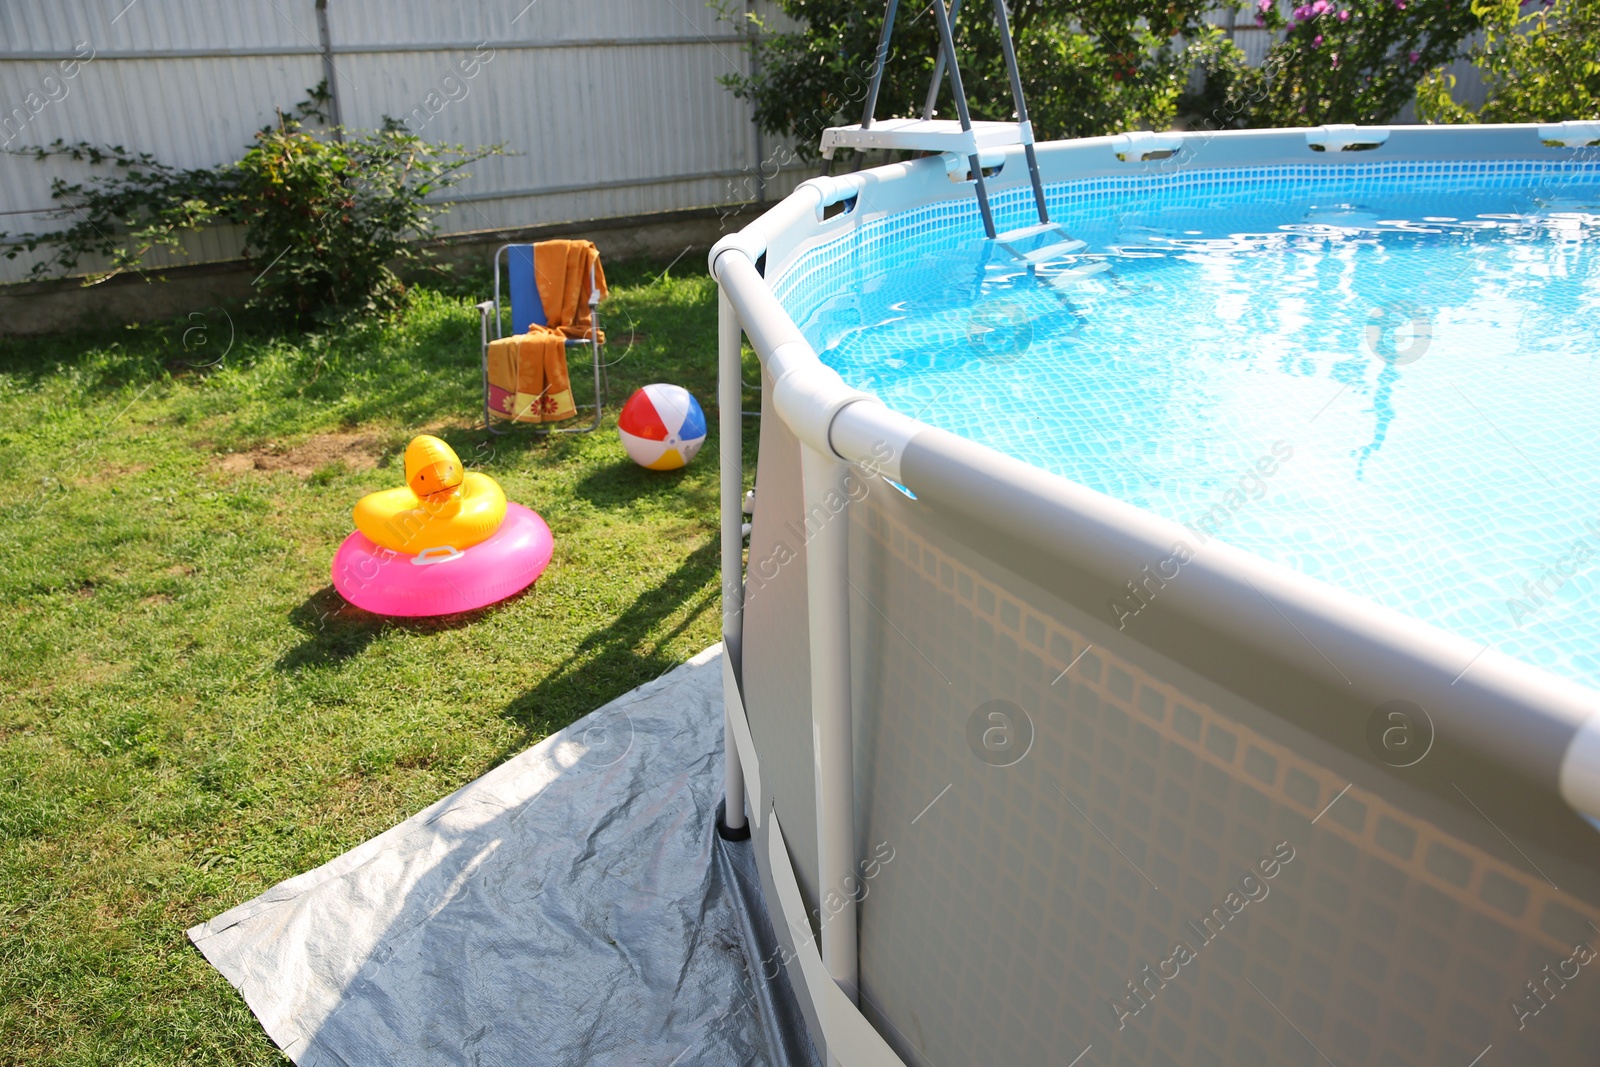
[711,125,1600,1067]
[799,167,1600,693]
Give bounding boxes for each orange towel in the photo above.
[533,239,608,340]
[486,240,607,424]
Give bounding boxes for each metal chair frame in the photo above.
[476,242,607,436]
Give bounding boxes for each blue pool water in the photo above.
[793,165,1600,692]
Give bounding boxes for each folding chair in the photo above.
[475,243,607,435]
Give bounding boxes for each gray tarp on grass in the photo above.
[190,645,817,1067]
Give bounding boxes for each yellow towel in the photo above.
[486,241,607,424]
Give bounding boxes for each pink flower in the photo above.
[1409,49,1421,62]
[1312,0,1330,14]
[1394,0,1406,8]
[1313,33,1324,46]
[1257,0,1273,12]
[1331,52,1341,67]
[1338,8,1351,20]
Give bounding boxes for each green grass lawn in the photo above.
[0,259,755,1065]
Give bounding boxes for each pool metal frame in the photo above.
[711,121,1600,1065]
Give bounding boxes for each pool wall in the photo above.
[711,123,1600,1066]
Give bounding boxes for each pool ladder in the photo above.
[990,222,1113,293]
[820,0,1110,289]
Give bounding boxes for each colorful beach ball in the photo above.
[618,384,707,471]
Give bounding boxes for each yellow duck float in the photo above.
[353,435,507,554]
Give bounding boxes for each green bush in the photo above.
[2,86,500,323]
[1188,0,1479,128]
[1416,0,1600,123]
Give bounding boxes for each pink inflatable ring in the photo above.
[332,502,553,617]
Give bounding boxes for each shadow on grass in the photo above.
[0,290,482,417]
[276,582,529,671]
[496,535,719,749]
[571,456,717,513]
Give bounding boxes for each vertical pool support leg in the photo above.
[800,444,859,1006]
[718,288,748,836]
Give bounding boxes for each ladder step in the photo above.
[995,223,1059,245]
[1018,238,1087,264]
[1046,261,1113,289]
